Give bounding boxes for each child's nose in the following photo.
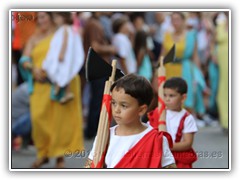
[114,105,121,114]
[165,96,170,102]
[164,96,168,101]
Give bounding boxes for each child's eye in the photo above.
[121,104,127,109]
[111,101,116,106]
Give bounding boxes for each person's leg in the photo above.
[12,136,22,151]
[56,156,64,168]
[12,112,31,136]
[54,84,61,96]
[65,84,73,95]
[12,112,32,150]
[195,84,206,118]
[59,84,74,104]
[208,61,219,118]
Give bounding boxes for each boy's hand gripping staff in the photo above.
[157,44,176,132]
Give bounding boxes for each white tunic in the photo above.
[42,26,84,87]
[88,123,175,168]
[112,33,137,74]
[166,109,198,142]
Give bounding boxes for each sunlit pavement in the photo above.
[11,125,229,169]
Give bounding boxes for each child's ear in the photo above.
[181,93,187,104]
[138,104,148,116]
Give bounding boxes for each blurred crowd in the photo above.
[11,11,229,159]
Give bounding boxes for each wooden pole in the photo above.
[92,60,117,168]
[157,56,167,132]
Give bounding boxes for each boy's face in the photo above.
[163,88,186,111]
[111,87,147,126]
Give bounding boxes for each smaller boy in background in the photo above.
[148,77,198,168]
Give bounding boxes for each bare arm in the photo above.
[171,133,194,151]
[91,41,116,56]
[136,48,145,69]
[59,26,68,62]
[192,42,201,68]
[86,20,116,57]
[22,36,47,82]
[118,57,129,75]
[22,37,35,70]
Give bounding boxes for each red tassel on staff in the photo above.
[91,60,117,168]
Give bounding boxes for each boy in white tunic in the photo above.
[85,74,176,168]
[149,77,198,168]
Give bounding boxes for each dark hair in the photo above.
[55,12,73,25]
[110,74,153,106]
[112,17,128,34]
[163,77,188,95]
[46,12,54,19]
[134,30,147,57]
[36,12,54,23]
[129,12,145,23]
[171,12,185,20]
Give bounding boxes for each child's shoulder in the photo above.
[167,108,195,121]
[181,109,195,119]
[182,108,194,116]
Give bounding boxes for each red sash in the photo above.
[148,107,159,129]
[114,129,173,168]
[171,112,197,168]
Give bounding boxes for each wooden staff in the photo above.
[157,56,167,132]
[91,60,117,168]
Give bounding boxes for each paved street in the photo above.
[11,125,229,169]
[193,126,229,169]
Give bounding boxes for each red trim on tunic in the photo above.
[114,129,173,168]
